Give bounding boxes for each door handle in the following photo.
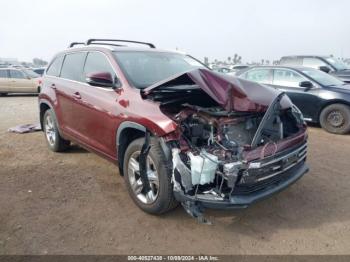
[73,92,81,99]
[50,84,57,90]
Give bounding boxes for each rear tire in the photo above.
[43,109,70,152]
[0,93,8,96]
[123,137,178,214]
[320,104,350,134]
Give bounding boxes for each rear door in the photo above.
[0,69,10,92]
[55,52,87,138]
[271,68,321,121]
[9,69,36,92]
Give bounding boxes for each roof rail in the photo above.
[86,39,156,48]
[68,42,85,48]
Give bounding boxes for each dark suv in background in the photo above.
[39,39,308,218]
[280,55,350,83]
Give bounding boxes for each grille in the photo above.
[233,143,307,195]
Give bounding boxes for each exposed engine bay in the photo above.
[142,69,308,222]
[164,93,305,201]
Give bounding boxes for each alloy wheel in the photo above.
[127,151,160,204]
[45,114,56,146]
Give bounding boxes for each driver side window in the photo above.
[273,69,307,87]
[9,70,25,79]
[84,52,116,83]
[243,69,272,84]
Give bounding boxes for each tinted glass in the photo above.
[113,51,205,89]
[280,57,302,65]
[325,57,349,70]
[243,69,272,84]
[9,70,25,79]
[301,68,344,86]
[61,52,87,81]
[46,56,64,77]
[84,52,116,81]
[303,58,328,69]
[23,69,39,78]
[0,70,8,78]
[273,69,307,87]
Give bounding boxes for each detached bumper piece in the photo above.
[173,142,308,210]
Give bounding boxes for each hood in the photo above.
[326,84,350,94]
[334,70,350,82]
[143,68,293,112]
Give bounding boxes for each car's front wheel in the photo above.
[123,137,177,214]
[320,104,350,134]
[43,109,70,152]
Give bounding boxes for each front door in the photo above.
[69,51,121,158]
[9,69,36,93]
[270,68,321,121]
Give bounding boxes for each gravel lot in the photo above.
[0,95,350,255]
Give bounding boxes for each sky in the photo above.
[0,0,349,63]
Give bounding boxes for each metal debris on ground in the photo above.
[8,123,41,134]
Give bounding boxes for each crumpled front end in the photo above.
[143,69,309,218]
[164,94,308,212]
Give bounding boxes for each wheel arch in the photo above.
[116,121,147,176]
[39,101,53,130]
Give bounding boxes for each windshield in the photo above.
[301,68,344,86]
[113,51,205,89]
[325,57,349,71]
[23,69,40,78]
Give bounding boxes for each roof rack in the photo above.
[86,39,156,48]
[68,42,85,48]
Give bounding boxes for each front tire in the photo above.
[43,109,70,152]
[123,137,177,214]
[320,104,350,134]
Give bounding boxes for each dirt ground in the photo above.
[0,95,350,255]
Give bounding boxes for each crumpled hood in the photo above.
[143,68,293,112]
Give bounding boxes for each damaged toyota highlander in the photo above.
[39,39,309,219]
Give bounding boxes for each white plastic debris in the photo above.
[188,151,218,185]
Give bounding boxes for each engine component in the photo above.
[172,149,193,192]
[188,151,218,185]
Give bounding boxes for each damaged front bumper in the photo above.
[173,142,309,209]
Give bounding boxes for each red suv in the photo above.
[39,39,309,217]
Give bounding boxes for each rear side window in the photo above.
[280,57,302,66]
[46,56,64,77]
[9,70,25,79]
[83,52,116,81]
[60,52,87,81]
[303,58,328,69]
[243,69,272,84]
[0,70,8,78]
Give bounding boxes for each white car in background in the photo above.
[0,68,41,95]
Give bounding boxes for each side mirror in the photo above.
[299,80,313,90]
[319,66,331,73]
[86,72,118,89]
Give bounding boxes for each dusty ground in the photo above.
[0,95,350,255]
